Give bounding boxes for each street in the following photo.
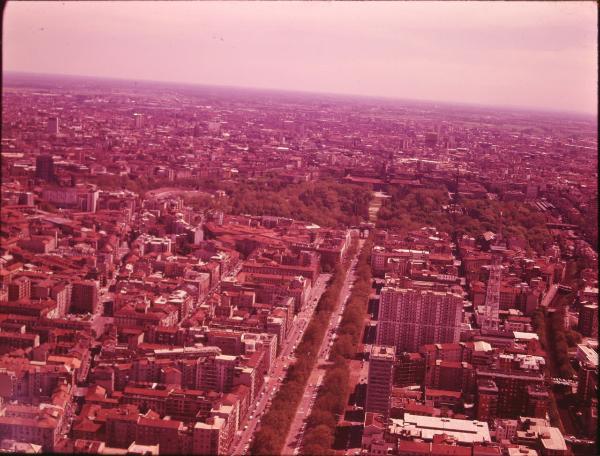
[283,240,364,455]
[229,272,332,456]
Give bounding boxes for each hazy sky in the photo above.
[3,1,598,114]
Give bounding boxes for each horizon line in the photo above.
[3,69,597,119]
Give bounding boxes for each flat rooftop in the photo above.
[389,413,491,444]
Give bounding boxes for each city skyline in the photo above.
[0,64,597,456]
[3,1,598,115]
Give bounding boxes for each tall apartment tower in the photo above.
[47,117,59,135]
[35,155,55,181]
[366,345,395,418]
[70,281,99,314]
[578,304,598,338]
[133,113,144,129]
[376,287,463,353]
[481,255,502,330]
[577,361,598,405]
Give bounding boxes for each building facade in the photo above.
[377,288,462,352]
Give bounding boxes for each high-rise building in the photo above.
[577,361,598,405]
[481,256,502,331]
[70,281,99,314]
[51,283,70,317]
[366,345,395,418]
[133,113,144,129]
[83,190,99,213]
[376,287,463,352]
[194,225,204,245]
[35,155,55,181]
[47,117,59,135]
[577,303,598,338]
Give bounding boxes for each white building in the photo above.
[388,413,491,444]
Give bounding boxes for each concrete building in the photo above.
[41,187,98,212]
[577,304,598,338]
[476,369,545,418]
[394,352,425,387]
[70,281,99,314]
[516,419,567,456]
[366,345,395,418]
[137,234,172,256]
[35,155,55,181]
[192,416,227,455]
[377,287,463,352]
[577,361,597,405]
[47,117,59,135]
[388,413,491,445]
[7,277,31,302]
[477,379,498,421]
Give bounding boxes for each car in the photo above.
[243,425,248,430]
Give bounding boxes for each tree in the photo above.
[307,410,337,432]
[251,251,357,455]
[303,425,334,450]
[251,427,281,455]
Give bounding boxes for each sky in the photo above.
[3,1,598,115]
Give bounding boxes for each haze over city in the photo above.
[3,1,598,114]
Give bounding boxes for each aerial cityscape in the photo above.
[1,2,597,456]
